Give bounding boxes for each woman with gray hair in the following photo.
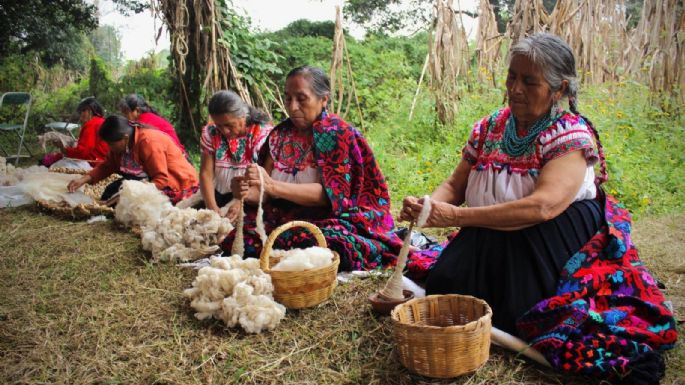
[401,33,676,383]
[199,90,272,219]
[228,65,403,271]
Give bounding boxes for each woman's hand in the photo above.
[244,164,274,195]
[67,175,91,192]
[400,196,459,228]
[230,175,250,200]
[399,196,421,222]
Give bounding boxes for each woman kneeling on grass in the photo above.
[67,115,198,204]
[199,90,273,221]
[400,33,677,384]
[225,65,402,270]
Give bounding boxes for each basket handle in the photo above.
[259,220,328,272]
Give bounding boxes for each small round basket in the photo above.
[391,294,492,378]
[259,220,340,309]
[36,169,118,220]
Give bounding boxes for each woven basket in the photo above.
[391,294,492,378]
[36,169,118,220]
[259,220,340,309]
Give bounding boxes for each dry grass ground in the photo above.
[0,206,682,385]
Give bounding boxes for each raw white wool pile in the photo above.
[184,255,286,334]
[37,131,75,151]
[271,246,334,272]
[0,156,13,176]
[114,180,172,228]
[0,156,47,186]
[17,171,90,204]
[175,191,203,209]
[140,207,233,263]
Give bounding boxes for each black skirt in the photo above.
[425,199,603,336]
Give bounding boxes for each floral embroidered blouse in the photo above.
[268,125,321,184]
[200,122,272,193]
[462,107,598,207]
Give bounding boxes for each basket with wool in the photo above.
[259,220,340,309]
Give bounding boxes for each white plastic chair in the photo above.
[0,92,33,165]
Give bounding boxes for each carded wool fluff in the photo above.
[37,131,75,151]
[271,246,334,272]
[140,207,233,263]
[18,171,89,204]
[114,180,172,228]
[0,157,47,186]
[0,157,13,176]
[184,255,285,334]
[175,191,203,209]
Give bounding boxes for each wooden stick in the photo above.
[490,327,551,367]
[409,54,430,121]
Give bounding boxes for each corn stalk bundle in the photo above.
[507,0,550,44]
[475,0,503,87]
[429,0,470,125]
[154,0,271,136]
[626,0,684,101]
[328,6,365,130]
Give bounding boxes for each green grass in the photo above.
[0,207,682,384]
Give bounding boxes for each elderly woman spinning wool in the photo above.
[199,90,273,222]
[226,65,402,271]
[400,33,677,384]
[67,115,198,204]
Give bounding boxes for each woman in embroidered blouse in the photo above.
[118,94,186,155]
[229,65,402,270]
[200,90,272,220]
[401,33,676,383]
[67,115,198,204]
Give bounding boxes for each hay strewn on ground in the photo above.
[0,207,682,384]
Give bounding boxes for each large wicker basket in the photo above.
[391,294,492,378]
[36,168,118,220]
[259,220,340,309]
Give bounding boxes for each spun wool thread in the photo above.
[231,165,267,257]
[231,199,245,257]
[255,166,267,245]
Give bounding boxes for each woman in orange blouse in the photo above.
[68,115,198,204]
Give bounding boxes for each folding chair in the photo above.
[0,92,33,165]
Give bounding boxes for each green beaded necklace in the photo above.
[501,111,557,157]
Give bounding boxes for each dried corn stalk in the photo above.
[475,0,503,87]
[626,0,684,100]
[154,0,272,137]
[328,6,365,130]
[507,0,550,44]
[429,0,470,124]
